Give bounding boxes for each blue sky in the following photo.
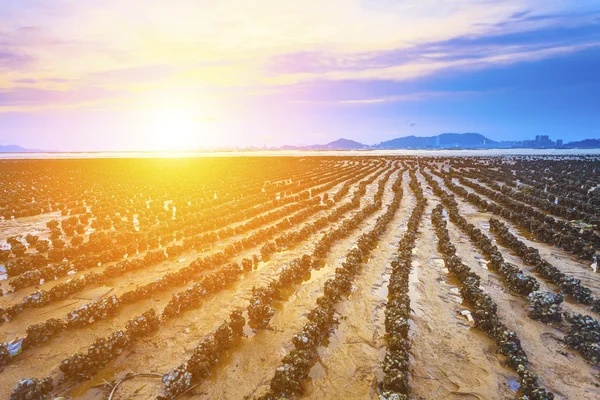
[0,1,599,150]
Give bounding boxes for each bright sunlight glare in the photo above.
[147,107,222,151]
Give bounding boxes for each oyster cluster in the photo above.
[22,318,66,350]
[527,291,564,323]
[10,377,53,400]
[65,295,121,328]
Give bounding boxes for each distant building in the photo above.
[556,139,563,148]
[531,135,555,148]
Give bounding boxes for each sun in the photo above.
[149,108,203,151]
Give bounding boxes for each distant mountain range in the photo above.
[280,138,369,151]
[283,133,497,150]
[374,133,494,149]
[281,133,600,150]
[561,139,600,149]
[0,145,48,153]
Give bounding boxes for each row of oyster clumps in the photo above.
[380,169,427,400]
[422,170,541,296]
[425,171,569,325]
[2,166,379,374]
[449,170,597,260]
[60,309,160,379]
[465,165,600,231]
[1,159,369,300]
[162,194,377,399]
[464,161,600,230]
[4,193,319,310]
[272,165,393,251]
[3,160,372,296]
[158,310,246,400]
[8,309,160,400]
[563,312,600,366]
[5,166,379,391]
[257,168,391,263]
[3,161,353,295]
[161,258,257,319]
[257,200,329,260]
[2,156,359,262]
[428,168,600,367]
[251,169,405,400]
[431,204,555,400]
[489,218,599,311]
[248,169,400,330]
[1,157,360,222]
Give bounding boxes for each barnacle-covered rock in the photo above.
[527,292,563,323]
[564,312,600,365]
[0,343,11,366]
[22,290,51,308]
[517,364,554,399]
[229,310,246,338]
[160,365,192,399]
[247,286,278,330]
[125,308,160,338]
[65,295,120,328]
[381,351,410,394]
[269,349,314,396]
[23,318,66,349]
[10,377,53,400]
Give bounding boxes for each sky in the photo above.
[0,0,599,151]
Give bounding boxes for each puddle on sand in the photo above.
[67,364,125,398]
[448,286,465,304]
[375,345,386,383]
[408,261,422,313]
[302,263,331,286]
[371,278,389,300]
[508,378,520,392]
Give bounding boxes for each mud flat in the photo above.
[1,156,599,400]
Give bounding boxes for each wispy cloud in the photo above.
[0,49,34,70]
[287,89,505,105]
[0,0,599,111]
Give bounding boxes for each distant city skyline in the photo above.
[0,1,599,151]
